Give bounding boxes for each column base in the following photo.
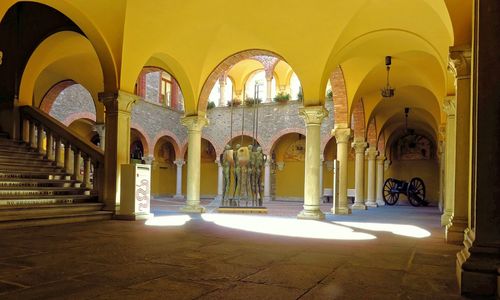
[365,201,378,208]
[441,210,453,226]
[446,217,468,244]
[331,207,352,215]
[376,199,386,206]
[180,204,205,213]
[457,234,500,298]
[297,209,325,220]
[263,196,273,202]
[351,203,367,210]
[173,194,184,200]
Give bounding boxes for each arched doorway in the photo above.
[152,136,177,196]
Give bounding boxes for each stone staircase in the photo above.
[0,135,112,229]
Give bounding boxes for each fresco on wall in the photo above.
[284,139,305,161]
[395,134,433,160]
[156,142,174,163]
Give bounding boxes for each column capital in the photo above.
[181,115,209,132]
[98,90,140,113]
[332,127,352,144]
[442,96,456,116]
[299,106,328,126]
[143,155,154,165]
[215,159,222,167]
[351,141,368,154]
[93,123,105,134]
[448,45,472,79]
[366,147,378,160]
[174,159,185,167]
[376,155,386,162]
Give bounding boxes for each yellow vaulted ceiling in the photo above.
[1,0,472,141]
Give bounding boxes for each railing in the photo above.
[19,106,104,200]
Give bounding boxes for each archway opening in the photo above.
[152,136,177,197]
[135,67,184,111]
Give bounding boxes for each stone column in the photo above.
[297,106,328,220]
[441,96,456,226]
[352,140,368,210]
[332,127,352,215]
[99,91,138,211]
[219,78,226,107]
[266,76,273,103]
[94,123,105,150]
[376,155,386,206]
[173,159,185,199]
[365,146,378,207]
[446,47,471,243]
[215,159,223,201]
[180,115,209,213]
[319,155,324,202]
[263,159,272,202]
[457,5,500,296]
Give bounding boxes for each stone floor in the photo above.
[0,200,467,299]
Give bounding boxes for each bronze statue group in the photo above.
[221,144,266,207]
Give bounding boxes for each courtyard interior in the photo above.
[0,201,464,299]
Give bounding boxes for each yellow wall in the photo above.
[386,159,439,204]
[275,161,304,198]
[200,162,218,197]
[151,162,176,196]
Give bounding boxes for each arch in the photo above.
[0,1,118,92]
[377,131,386,154]
[123,53,196,115]
[135,65,184,110]
[130,125,150,156]
[322,137,338,161]
[151,130,182,160]
[217,132,264,157]
[67,117,96,142]
[63,112,97,127]
[330,66,349,127]
[39,81,98,125]
[39,80,75,113]
[266,128,306,155]
[366,118,377,147]
[350,98,366,140]
[198,49,288,114]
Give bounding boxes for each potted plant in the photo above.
[245,97,262,107]
[227,99,241,107]
[207,101,216,109]
[273,92,290,104]
[326,89,333,101]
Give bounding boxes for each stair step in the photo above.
[0,158,54,166]
[0,211,112,229]
[0,171,70,180]
[0,148,43,157]
[0,179,80,188]
[0,163,63,172]
[0,194,96,206]
[0,144,35,151]
[0,203,104,220]
[0,187,89,197]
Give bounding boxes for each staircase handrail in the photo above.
[19,106,104,164]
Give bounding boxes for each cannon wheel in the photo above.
[383,178,399,205]
[407,177,426,207]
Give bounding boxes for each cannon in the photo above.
[382,177,428,207]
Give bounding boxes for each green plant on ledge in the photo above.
[207,101,216,109]
[273,92,290,104]
[245,98,262,107]
[227,100,241,107]
[297,89,304,102]
[326,89,333,101]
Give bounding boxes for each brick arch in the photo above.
[366,118,377,147]
[330,66,349,127]
[350,98,366,140]
[180,138,218,160]
[151,130,182,160]
[198,49,287,114]
[265,128,306,155]
[377,131,386,155]
[40,80,76,113]
[217,132,264,156]
[63,112,96,127]
[130,123,151,156]
[135,66,182,110]
[321,135,335,155]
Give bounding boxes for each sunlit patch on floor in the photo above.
[202,214,376,240]
[334,221,431,238]
[145,214,191,226]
